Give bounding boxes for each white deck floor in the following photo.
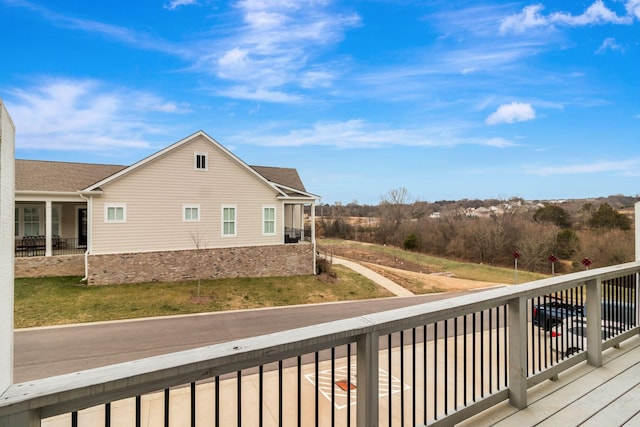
[460,334,640,426]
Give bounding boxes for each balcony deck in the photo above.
[462,334,640,426]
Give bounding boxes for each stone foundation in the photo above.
[87,244,315,285]
[15,255,85,278]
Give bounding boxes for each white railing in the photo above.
[1,262,639,426]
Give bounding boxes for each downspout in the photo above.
[79,192,90,282]
[311,200,317,275]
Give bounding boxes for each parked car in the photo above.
[549,316,624,357]
[532,299,584,331]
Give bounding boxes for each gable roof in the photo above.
[15,159,126,193]
[15,132,316,200]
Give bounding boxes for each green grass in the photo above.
[318,238,547,284]
[14,265,393,328]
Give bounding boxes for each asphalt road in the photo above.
[14,291,488,383]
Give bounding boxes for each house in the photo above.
[14,131,319,285]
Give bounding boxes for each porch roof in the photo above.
[15,160,126,193]
[250,165,306,193]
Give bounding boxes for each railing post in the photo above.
[508,296,527,409]
[357,331,379,427]
[0,409,41,427]
[585,278,603,367]
[0,99,15,396]
[635,202,640,262]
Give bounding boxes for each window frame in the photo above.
[183,205,200,222]
[104,204,127,223]
[263,206,276,236]
[194,152,208,171]
[221,205,237,237]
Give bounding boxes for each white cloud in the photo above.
[5,0,187,56]
[485,137,517,147]
[550,0,631,25]
[202,1,360,100]
[595,37,624,54]
[500,1,634,34]
[216,86,302,103]
[486,102,536,125]
[627,0,640,18]
[528,159,640,176]
[500,4,549,34]
[164,0,198,10]
[5,78,187,152]
[228,119,519,149]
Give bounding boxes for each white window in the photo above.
[222,206,236,236]
[52,206,61,236]
[194,152,208,170]
[23,207,41,236]
[183,205,200,222]
[105,204,126,223]
[263,206,276,235]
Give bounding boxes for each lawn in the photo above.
[14,265,393,328]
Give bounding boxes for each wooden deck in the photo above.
[460,334,640,426]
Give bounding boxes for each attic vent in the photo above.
[195,152,208,170]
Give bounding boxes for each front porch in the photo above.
[14,201,87,258]
[283,202,314,244]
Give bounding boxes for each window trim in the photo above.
[263,205,276,236]
[221,205,237,237]
[104,204,126,223]
[194,152,208,171]
[183,204,200,222]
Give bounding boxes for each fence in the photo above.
[1,262,639,426]
[14,237,84,257]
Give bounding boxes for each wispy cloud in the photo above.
[164,0,198,10]
[595,37,624,53]
[3,0,188,56]
[527,159,640,176]
[5,78,189,153]
[197,0,361,101]
[500,1,635,34]
[486,102,536,125]
[485,137,518,147]
[228,119,517,149]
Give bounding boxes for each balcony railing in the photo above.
[1,262,639,426]
[284,227,313,243]
[14,237,85,257]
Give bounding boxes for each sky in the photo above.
[1,0,639,205]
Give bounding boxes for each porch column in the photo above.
[299,204,304,241]
[45,200,52,257]
[0,99,16,395]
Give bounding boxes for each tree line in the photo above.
[317,188,638,274]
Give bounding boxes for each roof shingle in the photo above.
[15,160,126,192]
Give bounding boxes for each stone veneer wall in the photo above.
[87,243,315,285]
[15,255,85,278]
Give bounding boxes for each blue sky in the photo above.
[1,0,639,205]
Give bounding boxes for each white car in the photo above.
[549,316,624,357]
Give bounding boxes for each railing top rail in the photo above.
[2,261,639,419]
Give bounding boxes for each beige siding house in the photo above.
[15,131,318,284]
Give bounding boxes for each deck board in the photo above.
[460,335,640,427]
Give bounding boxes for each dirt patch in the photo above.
[364,263,500,293]
[320,245,431,274]
[319,243,502,294]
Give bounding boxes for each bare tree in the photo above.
[379,187,424,229]
[190,231,207,299]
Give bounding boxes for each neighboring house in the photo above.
[15,131,318,284]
